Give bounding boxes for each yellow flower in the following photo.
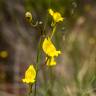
[48,9,64,22]
[22,65,36,84]
[25,12,32,22]
[46,57,56,66]
[42,38,61,57]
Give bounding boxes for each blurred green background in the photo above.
[0,0,96,96]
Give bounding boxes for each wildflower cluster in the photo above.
[22,8,63,95]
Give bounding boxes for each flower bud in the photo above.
[25,12,32,22]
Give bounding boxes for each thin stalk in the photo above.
[50,25,56,39]
[31,21,38,27]
[42,0,51,36]
[48,67,54,96]
[29,84,33,96]
[34,37,42,96]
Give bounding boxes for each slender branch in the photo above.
[34,37,42,96]
[31,21,38,27]
[29,84,33,96]
[50,24,56,39]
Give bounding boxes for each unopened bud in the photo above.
[25,12,32,22]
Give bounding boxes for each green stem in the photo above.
[50,24,56,39]
[31,21,38,27]
[34,37,42,96]
[48,67,54,96]
[29,84,33,96]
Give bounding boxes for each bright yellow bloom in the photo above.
[48,9,64,22]
[46,57,56,66]
[22,65,36,84]
[42,38,61,57]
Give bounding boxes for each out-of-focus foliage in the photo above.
[0,0,96,96]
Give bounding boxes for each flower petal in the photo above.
[22,65,36,84]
